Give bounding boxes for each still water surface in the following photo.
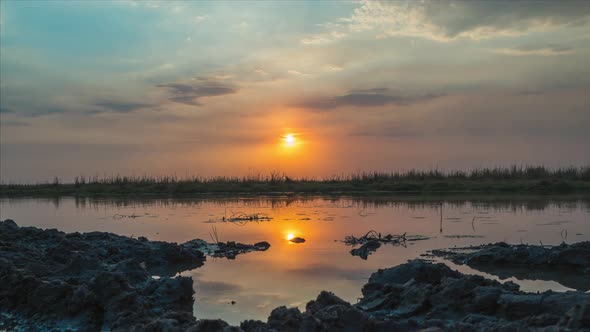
[1,195,589,324]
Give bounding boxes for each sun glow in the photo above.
[286,233,295,241]
[283,134,296,147]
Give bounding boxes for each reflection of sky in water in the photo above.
[1,196,589,325]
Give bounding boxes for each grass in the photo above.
[1,166,590,197]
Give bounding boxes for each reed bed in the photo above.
[2,166,589,196]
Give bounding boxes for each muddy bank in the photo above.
[2,220,589,331]
[431,241,590,291]
[0,219,265,331]
[431,241,590,270]
[182,239,270,259]
[239,260,589,331]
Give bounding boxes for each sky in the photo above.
[1,0,590,182]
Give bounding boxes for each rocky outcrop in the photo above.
[356,260,590,330]
[241,291,376,332]
[182,239,271,259]
[240,260,590,331]
[431,241,590,291]
[0,220,261,331]
[432,241,590,270]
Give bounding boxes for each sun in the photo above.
[286,233,295,241]
[283,134,296,147]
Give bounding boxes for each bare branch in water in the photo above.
[204,211,273,225]
[343,230,429,246]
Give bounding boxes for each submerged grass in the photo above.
[1,166,590,196]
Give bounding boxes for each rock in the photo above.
[187,319,229,332]
[431,241,590,291]
[350,240,381,260]
[363,259,461,288]
[241,257,589,331]
[468,286,502,313]
[356,259,590,330]
[305,292,372,331]
[0,220,244,331]
[305,291,349,313]
[259,292,375,332]
[254,241,271,251]
[289,237,306,243]
[433,241,590,270]
[240,320,267,332]
[1,219,17,229]
[182,239,271,259]
[267,306,303,331]
[559,303,590,329]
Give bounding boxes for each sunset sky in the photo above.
[1,1,589,182]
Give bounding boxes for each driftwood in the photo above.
[225,212,273,222]
[344,230,429,260]
[344,230,408,246]
[350,241,382,260]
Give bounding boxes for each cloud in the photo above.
[294,89,443,110]
[29,108,66,117]
[157,81,237,106]
[492,45,574,56]
[1,120,30,127]
[93,101,151,113]
[167,96,199,105]
[158,63,176,70]
[0,103,67,118]
[118,0,166,9]
[513,90,546,96]
[254,68,268,76]
[287,69,307,76]
[324,64,343,72]
[349,125,419,139]
[302,0,590,44]
[1,99,151,117]
[212,74,233,80]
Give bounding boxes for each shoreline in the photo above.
[1,219,589,331]
[2,183,590,198]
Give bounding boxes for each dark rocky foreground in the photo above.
[431,241,590,291]
[0,220,267,331]
[1,220,589,331]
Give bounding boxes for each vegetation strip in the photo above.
[2,166,590,196]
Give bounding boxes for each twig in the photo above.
[343,230,413,247]
[209,226,220,244]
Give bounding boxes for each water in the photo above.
[1,195,589,325]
